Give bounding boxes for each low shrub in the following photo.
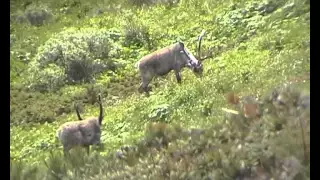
[25,28,125,92]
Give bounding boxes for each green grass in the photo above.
[10,0,309,178]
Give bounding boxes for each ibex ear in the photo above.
[178,41,185,48]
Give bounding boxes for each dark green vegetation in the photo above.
[10,0,309,179]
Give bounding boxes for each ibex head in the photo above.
[192,30,213,76]
[176,41,203,77]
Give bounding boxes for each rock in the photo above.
[298,94,310,110]
[115,145,138,159]
[59,7,72,14]
[237,44,247,50]
[188,128,206,136]
[88,8,105,17]
[229,4,237,10]
[258,1,277,15]
[279,156,302,180]
[283,3,295,12]
[10,35,15,47]
[249,2,259,12]
[14,15,28,24]
[248,29,257,36]
[24,9,52,26]
[234,167,252,180]
[265,5,276,14]
[109,32,121,41]
[241,9,247,16]
[238,34,248,43]
[115,151,125,159]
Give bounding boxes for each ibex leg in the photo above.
[174,69,182,83]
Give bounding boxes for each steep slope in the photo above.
[10,0,309,178]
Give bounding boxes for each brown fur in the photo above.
[56,118,101,154]
[56,95,104,155]
[136,42,203,95]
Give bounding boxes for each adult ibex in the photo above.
[56,94,104,155]
[135,30,212,95]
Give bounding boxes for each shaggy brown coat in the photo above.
[56,95,103,155]
[136,42,203,94]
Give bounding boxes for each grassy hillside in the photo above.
[10,0,309,179]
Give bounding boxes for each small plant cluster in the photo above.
[10,84,309,179]
[123,20,151,48]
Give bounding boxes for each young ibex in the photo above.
[56,94,104,155]
[135,30,212,95]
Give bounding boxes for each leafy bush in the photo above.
[148,104,171,123]
[123,21,152,49]
[25,28,124,92]
[27,63,66,92]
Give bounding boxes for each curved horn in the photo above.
[98,94,104,125]
[74,103,83,120]
[197,30,206,60]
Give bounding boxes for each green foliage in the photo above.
[24,28,126,92]
[10,83,109,125]
[11,85,310,179]
[27,63,66,92]
[10,0,309,179]
[128,0,179,7]
[123,20,152,49]
[148,104,171,123]
[10,3,53,26]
